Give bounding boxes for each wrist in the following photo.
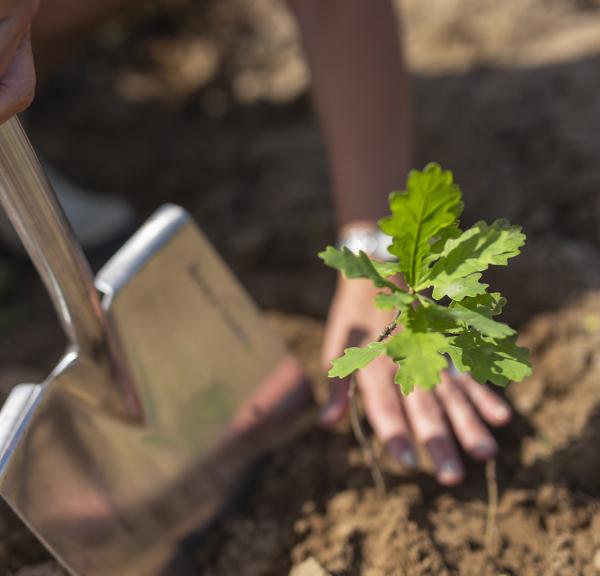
[338,219,380,235]
[337,224,394,261]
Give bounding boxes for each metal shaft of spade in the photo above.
[0,116,141,420]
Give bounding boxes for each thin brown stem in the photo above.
[349,373,386,498]
[347,308,402,497]
[485,458,498,553]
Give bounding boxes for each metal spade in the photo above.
[0,117,314,575]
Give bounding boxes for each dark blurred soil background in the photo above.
[2,0,600,574]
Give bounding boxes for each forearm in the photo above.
[289,0,412,231]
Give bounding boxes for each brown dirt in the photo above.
[3,301,600,575]
[2,0,600,574]
[191,301,600,576]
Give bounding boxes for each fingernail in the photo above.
[398,448,418,469]
[493,405,511,422]
[387,440,418,470]
[319,404,340,426]
[448,362,461,377]
[472,440,497,460]
[439,460,464,485]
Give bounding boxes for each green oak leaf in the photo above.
[394,366,417,395]
[405,301,458,333]
[318,246,399,291]
[426,223,462,265]
[446,330,532,387]
[387,330,449,393]
[321,163,530,395]
[453,292,506,317]
[440,298,514,339]
[433,272,488,301]
[379,163,463,288]
[414,297,514,338]
[371,260,402,278]
[328,342,386,378]
[420,219,525,300]
[374,292,415,311]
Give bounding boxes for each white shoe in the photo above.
[0,163,136,253]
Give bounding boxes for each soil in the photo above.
[2,0,600,574]
[192,302,600,576]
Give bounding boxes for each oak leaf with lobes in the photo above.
[319,163,532,393]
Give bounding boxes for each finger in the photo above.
[320,282,370,425]
[320,376,350,425]
[320,320,367,426]
[458,374,512,427]
[319,313,351,425]
[0,0,39,21]
[0,14,31,78]
[0,30,35,122]
[404,387,464,485]
[358,356,417,470]
[0,33,24,81]
[436,372,497,461]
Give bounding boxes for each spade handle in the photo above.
[0,117,106,354]
[0,117,141,418]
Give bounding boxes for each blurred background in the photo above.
[2,0,600,574]
[6,0,600,374]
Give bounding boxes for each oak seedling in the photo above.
[320,163,532,394]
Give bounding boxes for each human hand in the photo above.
[0,0,38,123]
[321,275,512,486]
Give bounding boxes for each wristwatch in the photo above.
[337,227,395,261]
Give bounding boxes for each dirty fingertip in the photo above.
[470,439,498,461]
[437,459,465,486]
[491,403,512,426]
[387,437,418,470]
[319,401,348,426]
